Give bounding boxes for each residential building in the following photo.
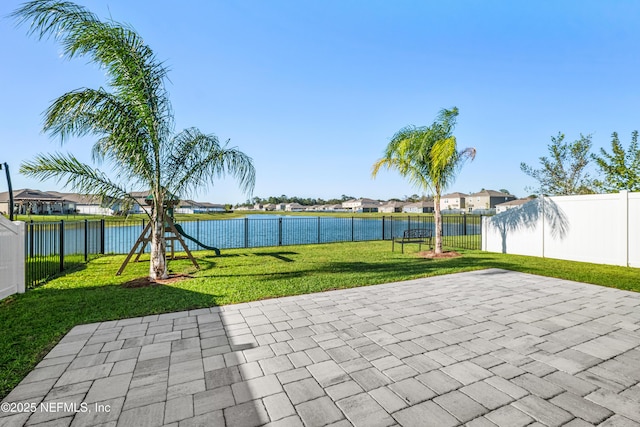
[402,201,435,214]
[129,191,153,214]
[440,192,468,211]
[495,197,534,214]
[0,189,72,215]
[379,201,406,213]
[198,202,226,213]
[341,198,381,213]
[285,203,305,212]
[174,200,202,214]
[49,191,122,215]
[467,190,516,212]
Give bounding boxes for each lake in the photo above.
[25,215,482,256]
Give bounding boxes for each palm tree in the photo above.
[14,1,255,280]
[372,107,475,254]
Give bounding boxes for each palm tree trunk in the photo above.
[434,194,443,254]
[149,202,168,280]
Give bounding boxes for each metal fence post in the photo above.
[29,220,34,258]
[351,217,354,242]
[463,214,467,236]
[244,217,249,248]
[382,216,385,240]
[59,220,65,272]
[84,219,88,262]
[100,219,105,254]
[317,217,321,244]
[278,217,282,246]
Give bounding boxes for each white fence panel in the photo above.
[0,216,25,299]
[483,191,640,267]
[629,193,640,268]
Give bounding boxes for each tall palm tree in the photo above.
[372,107,475,254]
[14,1,255,280]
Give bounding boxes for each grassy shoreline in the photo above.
[1,241,638,398]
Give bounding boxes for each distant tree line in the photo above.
[236,193,437,208]
[238,194,356,207]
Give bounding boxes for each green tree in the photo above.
[14,1,255,280]
[592,131,640,193]
[372,107,475,254]
[520,132,594,196]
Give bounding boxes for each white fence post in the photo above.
[0,216,25,299]
[16,221,25,294]
[620,190,629,267]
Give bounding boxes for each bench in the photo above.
[392,228,432,253]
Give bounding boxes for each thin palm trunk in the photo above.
[433,193,443,254]
[150,202,167,279]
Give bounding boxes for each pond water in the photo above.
[26,215,481,256]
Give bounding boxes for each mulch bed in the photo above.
[122,273,192,288]
[417,250,462,259]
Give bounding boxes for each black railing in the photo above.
[25,219,105,288]
[24,214,484,288]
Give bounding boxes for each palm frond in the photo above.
[12,0,98,41]
[163,129,256,198]
[19,152,138,210]
[44,87,156,185]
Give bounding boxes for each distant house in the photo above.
[342,198,381,213]
[263,203,276,211]
[198,202,226,213]
[0,189,73,215]
[324,204,347,212]
[49,192,122,215]
[129,191,153,214]
[440,192,468,211]
[402,201,435,214]
[174,200,203,214]
[379,201,406,213]
[285,203,305,212]
[467,190,516,212]
[274,203,287,211]
[495,197,534,214]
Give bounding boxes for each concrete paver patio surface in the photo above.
[2,269,640,427]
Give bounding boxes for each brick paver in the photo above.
[2,269,640,426]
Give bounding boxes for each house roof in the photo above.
[177,199,201,208]
[469,189,514,198]
[199,202,225,208]
[0,189,63,203]
[441,192,468,198]
[404,201,435,208]
[381,201,406,207]
[496,198,534,207]
[48,191,107,205]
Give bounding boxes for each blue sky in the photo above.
[1,1,639,204]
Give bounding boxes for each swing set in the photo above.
[116,198,220,275]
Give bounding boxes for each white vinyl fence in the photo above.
[482,191,640,268]
[0,216,25,299]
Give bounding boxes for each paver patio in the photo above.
[2,269,640,427]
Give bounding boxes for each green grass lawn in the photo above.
[1,240,639,398]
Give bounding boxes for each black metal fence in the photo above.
[24,214,483,288]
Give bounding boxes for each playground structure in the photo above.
[116,200,220,276]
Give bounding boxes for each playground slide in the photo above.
[173,223,221,256]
